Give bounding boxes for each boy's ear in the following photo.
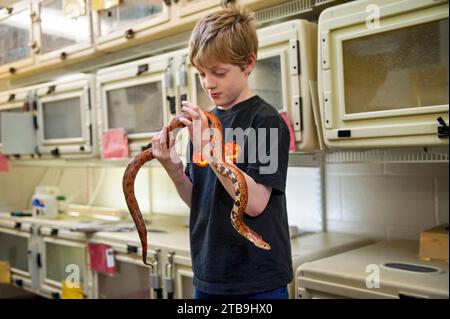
[245,53,257,76]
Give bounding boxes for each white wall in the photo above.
[324,163,449,241]
[1,162,448,243]
[285,167,322,232]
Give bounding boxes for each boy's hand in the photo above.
[178,101,212,160]
[152,126,180,167]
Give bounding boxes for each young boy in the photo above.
[152,5,293,299]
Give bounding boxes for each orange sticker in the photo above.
[193,150,208,167]
[224,142,240,163]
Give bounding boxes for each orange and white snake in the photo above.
[122,112,271,266]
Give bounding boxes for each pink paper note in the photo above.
[280,112,296,152]
[0,153,9,172]
[88,243,116,275]
[102,128,129,159]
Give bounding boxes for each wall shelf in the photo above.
[8,146,448,169]
[288,146,449,167]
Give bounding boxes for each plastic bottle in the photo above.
[57,195,67,214]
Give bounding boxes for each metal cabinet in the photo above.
[33,0,94,64]
[255,19,319,151]
[34,74,97,158]
[95,254,153,299]
[91,0,292,53]
[289,232,374,299]
[97,49,189,156]
[0,216,40,295]
[38,225,92,298]
[317,0,449,148]
[92,0,172,51]
[1,74,96,158]
[0,0,34,76]
[0,225,32,289]
[89,237,163,299]
[297,240,449,299]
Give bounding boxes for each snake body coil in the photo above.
[122,112,271,266]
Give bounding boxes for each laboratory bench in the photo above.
[0,211,374,299]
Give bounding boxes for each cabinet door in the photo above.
[256,20,318,151]
[98,55,170,153]
[0,89,28,150]
[175,264,194,299]
[0,229,30,274]
[42,237,87,289]
[35,0,93,62]
[35,76,95,156]
[318,0,449,148]
[96,255,152,299]
[93,0,170,45]
[167,254,193,299]
[249,54,285,112]
[0,1,34,74]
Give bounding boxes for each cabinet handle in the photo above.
[51,148,60,157]
[167,96,176,115]
[36,253,42,268]
[437,117,449,139]
[125,29,135,39]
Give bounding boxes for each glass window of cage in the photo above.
[343,18,449,114]
[42,97,83,140]
[98,260,151,299]
[39,0,90,54]
[249,56,283,111]
[0,8,31,65]
[106,81,164,134]
[0,232,29,272]
[98,0,164,37]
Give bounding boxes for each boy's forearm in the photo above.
[214,166,271,217]
[161,160,192,208]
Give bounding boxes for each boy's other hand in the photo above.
[152,126,181,167]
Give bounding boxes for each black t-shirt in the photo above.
[184,95,293,295]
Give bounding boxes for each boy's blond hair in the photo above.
[189,5,258,70]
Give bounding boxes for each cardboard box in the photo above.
[419,223,449,261]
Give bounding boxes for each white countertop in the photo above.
[1,211,374,258]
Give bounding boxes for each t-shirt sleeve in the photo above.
[243,115,290,195]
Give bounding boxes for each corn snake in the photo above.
[122,112,271,266]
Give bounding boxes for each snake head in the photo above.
[255,241,271,250]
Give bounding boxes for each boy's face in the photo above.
[197,55,255,110]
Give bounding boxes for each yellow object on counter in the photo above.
[419,223,449,261]
[0,260,11,284]
[61,280,84,299]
